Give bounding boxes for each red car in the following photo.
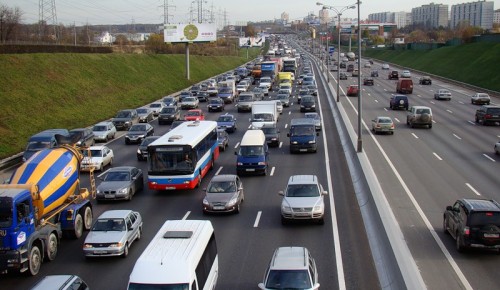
[346,85,359,97]
[184,109,205,121]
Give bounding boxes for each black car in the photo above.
[339,62,346,68]
[261,124,280,147]
[162,96,178,107]
[300,96,316,112]
[158,106,180,125]
[475,105,500,125]
[207,98,225,112]
[125,123,154,144]
[370,70,379,77]
[363,77,374,86]
[179,91,193,102]
[388,70,399,80]
[69,128,95,147]
[419,76,432,85]
[389,95,409,110]
[112,109,139,131]
[443,198,500,252]
[169,120,187,131]
[339,72,348,80]
[137,136,160,161]
[189,85,201,96]
[197,91,209,102]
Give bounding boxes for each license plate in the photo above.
[94,250,107,254]
[300,149,307,152]
[484,233,499,238]
[493,115,499,118]
[105,194,114,199]
[246,168,255,172]
[213,206,225,210]
[165,187,176,190]
[295,213,310,217]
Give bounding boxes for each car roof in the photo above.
[95,121,113,126]
[287,175,318,185]
[107,166,135,172]
[31,275,81,290]
[209,174,237,182]
[88,145,108,150]
[460,199,500,212]
[97,209,134,219]
[270,247,310,270]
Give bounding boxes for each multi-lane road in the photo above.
[3,42,498,289]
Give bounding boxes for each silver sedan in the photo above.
[83,210,142,258]
[372,116,395,135]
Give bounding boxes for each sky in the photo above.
[1,0,499,26]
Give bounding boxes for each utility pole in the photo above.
[38,0,58,41]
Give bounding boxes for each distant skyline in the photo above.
[2,0,499,26]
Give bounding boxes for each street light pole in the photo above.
[356,0,362,152]
[337,13,341,102]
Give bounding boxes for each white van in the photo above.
[127,220,218,290]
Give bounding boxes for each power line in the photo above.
[160,0,175,24]
[39,0,58,40]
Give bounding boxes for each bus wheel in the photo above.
[197,171,202,188]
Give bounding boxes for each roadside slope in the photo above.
[0,53,253,158]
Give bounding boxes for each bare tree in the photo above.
[0,4,23,43]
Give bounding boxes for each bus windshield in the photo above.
[149,147,194,174]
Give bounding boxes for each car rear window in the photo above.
[486,108,500,114]
[468,212,500,226]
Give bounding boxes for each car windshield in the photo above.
[92,218,126,231]
[262,127,278,134]
[239,146,263,156]
[184,97,196,102]
[104,171,130,182]
[416,108,430,114]
[130,125,146,132]
[164,98,174,103]
[217,131,226,138]
[217,116,233,122]
[141,138,158,146]
[162,107,176,113]
[82,149,103,157]
[150,103,162,108]
[468,212,500,226]
[239,95,253,101]
[265,270,312,289]
[305,114,318,120]
[186,111,200,116]
[277,94,288,99]
[253,113,273,121]
[207,181,237,193]
[136,109,148,114]
[378,118,392,124]
[487,108,500,114]
[210,99,222,104]
[219,88,231,93]
[93,125,107,132]
[290,126,314,136]
[26,141,50,151]
[286,184,320,197]
[301,97,314,103]
[116,111,131,118]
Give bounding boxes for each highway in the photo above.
[330,54,500,290]
[1,58,380,289]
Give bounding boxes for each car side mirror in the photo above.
[322,191,328,195]
[129,226,134,230]
[313,283,321,289]
[278,191,284,196]
[446,206,453,211]
[258,283,265,290]
[234,151,237,155]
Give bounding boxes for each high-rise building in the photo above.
[368,12,393,23]
[394,12,412,28]
[494,9,500,24]
[319,8,330,25]
[412,3,449,28]
[450,1,494,29]
[281,12,289,23]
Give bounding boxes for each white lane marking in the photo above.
[466,183,481,196]
[483,154,496,162]
[248,124,252,129]
[248,118,251,122]
[467,121,476,125]
[394,118,400,123]
[453,134,461,140]
[253,211,262,227]
[285,124,288,129]
[411,133,419,139]
[433,152,443,161]
[417,95,422,98]
[432,120,437,123]
[374,99,378,103]
[446,109,453,114]
[458,101,464,104]
[215,166,223,175]
[182,211,191,220]
[234,142,240,149]
[497,135,500,138]
[367,93,371,96]
[279,142,283,148]
[288,111,292,115]
[430,101,435,104]
[270,167,276,176]
[384,108,388,111]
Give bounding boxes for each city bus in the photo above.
[147,120,219,190]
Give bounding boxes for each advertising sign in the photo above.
[238,37,266,47]
[164,23,217,43]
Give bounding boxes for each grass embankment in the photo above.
[362,42,500,92]
[0,49,260,159]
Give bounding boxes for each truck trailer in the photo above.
[251,101,278,129]
[0,142,96,276]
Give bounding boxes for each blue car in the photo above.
[216,114,237,133]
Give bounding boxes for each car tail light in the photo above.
[486,212,493,216]
[390,124,395,129]
[463,227,470,236]
[485,114,492,119]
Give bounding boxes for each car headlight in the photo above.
[237,162,243,166]
[125,121,131,125]
[137,149,142,154]
[227,197,238,207]
[291,141,298,145]
[83,244,93,248]
[118,188,128,194]
[96,189,101,194]
[281,205,292,213]
[314,204,324,212]
[203,198,209,205]
[311,104,316,107]
[300,105,305,108]
[109,242,123,248]
[138,134,145,138]
[308,140,316,144]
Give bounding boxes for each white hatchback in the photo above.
[81,145,114,171]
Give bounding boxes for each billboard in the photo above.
[238,36,266,47]
[164,23,217,43]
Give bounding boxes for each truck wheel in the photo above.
[83,206,93,231]
[73,213,83,239]
[28,245,42,276]
[46,233,58,261]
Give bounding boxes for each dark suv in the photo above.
[388,70,399,80]
[475,105,500,126]
[443,199,500,252]
[389,95,409,110]
[158,106,180,125]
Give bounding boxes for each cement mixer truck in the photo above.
[0,142,96,276]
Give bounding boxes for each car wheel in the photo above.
[281,216,288,225]
[125,139,129,145]
[109,158,113,167]
[475,116,479,123]
[127,189,133,201]
[456,233,465,253]
[112,133,116,139]
[443,216,450,235]
[99,163,103,171]
[428,124,432,129]
[122,243,129,258]
[317,217,324,225]
[234,203,241,214]
[137,227,142,241]
[471,100,474,104]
